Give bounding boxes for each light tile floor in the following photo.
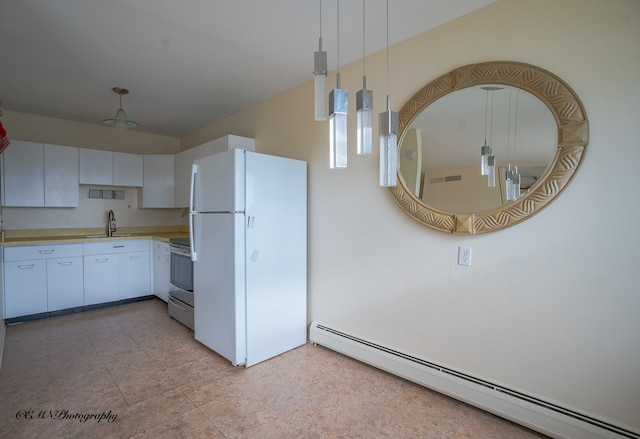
[0,299,548,438]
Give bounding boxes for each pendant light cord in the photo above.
[362,0,366,81]
[336,0,341,88]
[386,0,390,110]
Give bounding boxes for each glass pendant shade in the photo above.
[481,144,491,175]
[356,83,373,155]
[314,40,328,121]
[511,169,521,200]
[379,97,398,187]
[505,167,514,201]
[487,155,496,188]
[103,87,138,128]
[329,85,348,169]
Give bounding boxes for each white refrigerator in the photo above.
[189,148,307,367]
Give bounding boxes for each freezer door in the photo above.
[193,213,246,365]
[191,149,245,213]
[244,152,308,367]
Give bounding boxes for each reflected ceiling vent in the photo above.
[429,175,462,184]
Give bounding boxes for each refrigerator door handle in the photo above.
[190,163,199,213]
[190,212,198,261]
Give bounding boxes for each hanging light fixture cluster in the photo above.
[313,0,397,187]
[505,89,522,201]
[478,86,522,200]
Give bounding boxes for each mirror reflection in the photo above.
[398,85,557,213]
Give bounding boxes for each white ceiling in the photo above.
[0,0,494,138]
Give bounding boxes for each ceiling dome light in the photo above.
[103,87,138,128]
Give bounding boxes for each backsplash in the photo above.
[2,185,185,230]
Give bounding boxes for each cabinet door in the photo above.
[79,148,113,185]
[2,140,44,207]
[153,242,170,301]
[47,257,84,311]
[83,254,119,305]
[4,259,47,318]
[114,152,143,187]
[119,251,150,299]
[139,154,174,208]
[44,144,79,207]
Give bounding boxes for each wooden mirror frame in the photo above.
[390,61,589,234]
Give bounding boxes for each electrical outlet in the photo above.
[458,246,472,266]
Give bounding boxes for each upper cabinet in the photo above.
[113,152,143,187]
[1,140,79,207]
[79,148,112,185]
[174,135,255,207]
[44,144,80,207]
[138,154,175,208]
[79,148,143,187]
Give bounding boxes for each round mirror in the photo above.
[390,61,589,234]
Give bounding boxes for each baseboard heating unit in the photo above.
[309,322,639,439]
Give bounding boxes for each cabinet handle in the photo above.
[38,250,55,255]
[57,261,73,266]
[113,245,125,248]
[17,264,35,270]
[128,256,140,260]
[94,258,109,263]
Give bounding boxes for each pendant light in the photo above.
[329,0,347,169]
[313,0,327,121]
[505,89,521,201]
[511,90,521,200]
[480,87,492,176]
[379,0,398,187]
[103,87,138,129]
[356,0,372,155]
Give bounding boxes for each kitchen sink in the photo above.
[85,233,133,238]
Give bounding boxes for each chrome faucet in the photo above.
[107,210,117,237]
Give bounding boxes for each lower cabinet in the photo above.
[47,256,84,311]
[119,252,151,300]
[4,259,47,318]
[83,254,119,305]
[3,239,152,319]
[3,243,84,318]
[83,239,151,305]
[152,240,171,302]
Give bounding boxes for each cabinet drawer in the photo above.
[84,239,149,255]
[4,243,83,261]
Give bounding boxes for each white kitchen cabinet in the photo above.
[152,240,171,301]
[83,254,119,305]
[114,152,143,187]
[1,141,79,208]
[79,149,143,187]
[3,243,84,318]
[44,144,79,207]
[79,148,113,185]
[139,154,175,208]
[83,239,150,305]
[47,256,84,311]
[4,259,47,318]
[119,251,151,299]
[1,140,45,207]
[174,136,255,207]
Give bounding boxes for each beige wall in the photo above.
[184,0,640,431]
[1,0,638,431]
